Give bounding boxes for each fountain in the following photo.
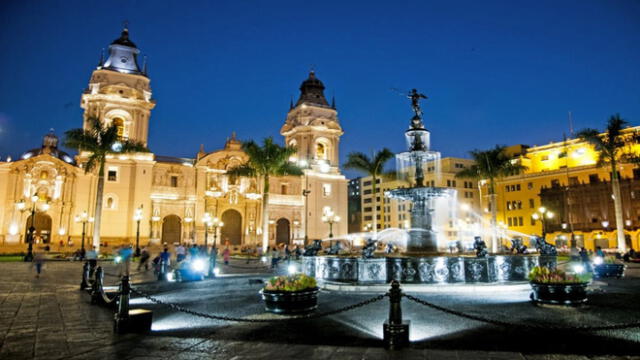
[301,89,556,285]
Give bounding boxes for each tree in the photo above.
[64,117,148,251]
[343,148,395,237]
[577,114,633,252]
[227,137,303,251]
[455,145,527,252]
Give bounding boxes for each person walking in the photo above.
[209,246,218,277]
[223,246,230,265]
[32,251,45,279]
[271,247,280,269]
[138,246,150,271]
[85,246,98,277]
[157,247,171,281]
[118,245,133,277]
[176,243,186,263]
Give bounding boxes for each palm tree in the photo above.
[227,137,303,251]
[343,148,395,237]
[64,117,148,251]
[455,145,527,252]
[577,114,632,252]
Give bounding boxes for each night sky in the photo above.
[1,0,639,176]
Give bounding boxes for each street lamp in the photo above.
[133,206,143,257]
[322,210,340,239]
[22,194,42,262]
[210,217,224,247]
[532,206,554,240]
[202,212,212,248]
[74,211,91,259]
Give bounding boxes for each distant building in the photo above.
[489,127,640,250]
[347,178,362,233]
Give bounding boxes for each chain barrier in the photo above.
[130,286,386,323]
[403,293,640,332]
[222,263,271,270]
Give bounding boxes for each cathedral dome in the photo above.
[296,71,329,107]
[111,28,137,48]
[101,27,144,76]
[20,130,75,164]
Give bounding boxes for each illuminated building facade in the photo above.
[0,28,347,250]
[490,127,640,250]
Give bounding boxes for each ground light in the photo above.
[288,264,298,274]
[191,258,206,272]
[572,263,585,273]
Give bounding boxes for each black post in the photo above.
[80,261,90,290]
[303,188,310,245]
[81,221,86,259]
[329,222,334,239]
[24,205,36,262]
[114,275,130,333]
[383,280,409,350]
[204,226,209,248]
[208,247,217,278]
[135,219,141,257]
[91,266,103,305]
[157,259,166,281]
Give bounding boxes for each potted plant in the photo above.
[260,274,319,314]
[593,256,626,279]
[528,266,591,305]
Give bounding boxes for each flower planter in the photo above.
[593,263,625,279]
[530,282,588,305]
[260,287,319,314]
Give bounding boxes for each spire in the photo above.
[295,70,329,107]
[197,143,206,160]
[102,24,143,75]
[142,55,148,75]
[289,97,294,110]
[331,96,336,109]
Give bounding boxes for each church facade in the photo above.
[0,28,348,250]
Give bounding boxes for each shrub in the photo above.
[528,266,592,284]
[264,274,317,292]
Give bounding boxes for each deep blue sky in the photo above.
[1,0,639,176]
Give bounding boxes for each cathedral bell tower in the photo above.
[280,71,347,241]
[80,26,155,146]
[280,71,343,173]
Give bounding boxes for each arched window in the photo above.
[315,138,330,160]
[112,117,126,139]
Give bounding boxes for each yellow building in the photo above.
[491,127,640,251]
[0,27,348,252]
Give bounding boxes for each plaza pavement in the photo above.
[0,258,639,360]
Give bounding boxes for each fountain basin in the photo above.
[302,255,556,284]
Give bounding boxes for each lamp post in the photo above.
[18,195,39,262]
[532,206,554,240]
[74,211,91,259]
[133,207,143,257]
[211,217,224,248]
[202,212,212,248]
[322,210,340,239]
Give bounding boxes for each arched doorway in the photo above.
[25,213,52,244]
[221,209,242,246]
[276,218,290,245]
[161,215,182,244]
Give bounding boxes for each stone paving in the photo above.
[0,259,639,360]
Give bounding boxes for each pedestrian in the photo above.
[138,246,150,271]
[176,243,186,262]
[595,246,605,258]
[85,246,98,276]
[189,244,199,259]
[285,244,291,261]
[579,247,592,272]
[223,246,230,265]
[209,246,218,277]
[59,239,64,251]
[271,247,280,269]
[118,245,133,277]
[32,251,45,278]
[157,247,171,280]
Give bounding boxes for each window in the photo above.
[634,168,640,180]
[542,155,549,161]
[452,180,457,187]
[505,185,510,192]
[322,183,332,197]
[364,216,372,221]
[589,174,599,183]
[551,179,560,187]
[281,184,288,194]
[170,176,178,187]
[112,117,126,139]
[569,176,579,186]
[531,218,536,226]
[516,184,521,191]
[364,207,372,212]
[364,198,372,204]
[508,218,513,227]
[518,217,523,226]
[315,142,326,159]
[363,189,372,195]
[363,180,372,186]
[455,163,465,169]
[527,182,533,190]
[107,168,118,182]
[529,199,535,208]
[447,180,452,187]
[558,151,567,158]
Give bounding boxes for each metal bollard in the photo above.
[114,275,130,333]
[383,280,410,350]
[80,261,90,290]
[91,266,103,305]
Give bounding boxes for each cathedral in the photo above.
[0,28,348,250]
